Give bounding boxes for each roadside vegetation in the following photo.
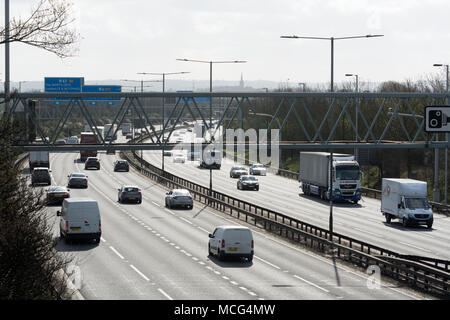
[0,117,72,299]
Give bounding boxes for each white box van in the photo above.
[381,178,433,228]
[57,198,102,243]
[208,226,254,262]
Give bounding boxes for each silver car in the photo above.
[173,153,186,163]
[165,189,193,209]
[67,173,88,188]
[118,185,142,204]
[249,163,267,176]
[230,166,248,178]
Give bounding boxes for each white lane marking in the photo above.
[180,217,193,225]
[398,241,433,253]
[129,264,150,281]
[254,255,281,270]
[100,237,106,243]
[293,275,330,293]
[152,201,161,207]
[239,286,248,291]
[109,246,125,260]
[197,226,210,233]
[204,209,423,299]
[248,291,257,296]
[81,152,422,301]
[158,288,173,300]
[230,281,238,285]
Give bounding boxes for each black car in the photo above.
[114,160,129,172]
[46,186,70,205]
[237,175,259,191]
[31,167,52,186]
[85,157,100,170]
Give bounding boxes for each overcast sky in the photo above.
[2,0,450,89]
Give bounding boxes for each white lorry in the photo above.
[299,152,362,203]
[29,139,50,170]
[381,178,433,228]
[194,121,206,139]
[200,146,222,169]
[104,124,117,141]
[121,123,132,136]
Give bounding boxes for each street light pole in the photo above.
[346,73,359,160]
[5,0,10,115]
[280,34,383,92]
[176,58,247,197]
[433,63,449,204]
[137,71,190,176]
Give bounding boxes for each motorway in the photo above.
[29,149,430,300]
[141,129,450,261]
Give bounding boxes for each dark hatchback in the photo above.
[114,160,129,172]
[31,167,52,186]
[85,157,100,170]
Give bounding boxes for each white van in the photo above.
[381,178,433,228]
[208,226,254,262]
[57,198,101,243]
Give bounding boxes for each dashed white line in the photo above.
[398,241,433,253]
[179,217,193,225]
[158,288,173,300]
[109,246,125,260]
[254,255,281,270]
[129,264,150,281]
[293,275,330,293]
[152,201,161,207]
[197,226,210,233]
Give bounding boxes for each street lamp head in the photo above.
[345,74,353,77]
[433,64,443,67]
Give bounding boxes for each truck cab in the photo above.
[332,159,362,203]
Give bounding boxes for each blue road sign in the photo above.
[82,85,122,101]
[45,77,84,92]
[176,90,210,103]
[45,77,84,102]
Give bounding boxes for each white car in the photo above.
[67,136,79,144]
[249,163,267,176]
[208,226,254,262]
[173,153,186,163]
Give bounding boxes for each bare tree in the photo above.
[0,0,79,58]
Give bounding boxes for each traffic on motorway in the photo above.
[23,123,433,300]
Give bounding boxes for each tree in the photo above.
[0,118,73,299]
[0,0,79,58]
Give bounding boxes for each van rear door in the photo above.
[224,228,252,254]
[68,203,100,235]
